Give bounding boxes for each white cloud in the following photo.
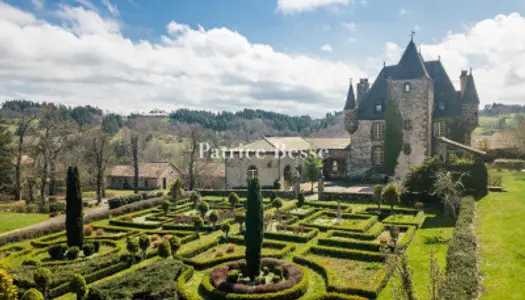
[349,37,356,43]
[384,13,525,106]
[32,0,44,9]
[277,0,352,14]
[359,0,367,6]
[101,0,119,17]
[399,8,408,16]
[321,44,333,52]
[0,2,365,116]
[342,22,357,32]
[75,0,98,12]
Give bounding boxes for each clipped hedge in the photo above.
[162,218,235,232]
[442,197,479,299]
[179,236,295,270]
[381,211,425,228]
[0,197,166,247]
[490,158,525,170]
[294,246,389,298]
[198,189,297,199]
[264,227,319,243]
[304,201,352,210]
[300,211,378,232]
[325,223,385,241]
[303,292,367,300]
[318,192,373,202]
[107,191,164,209]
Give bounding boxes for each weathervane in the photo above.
[410,30,416,40]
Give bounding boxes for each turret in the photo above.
[344,78,359,134]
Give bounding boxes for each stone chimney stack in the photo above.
[460,70,468,97]
[357,78,370,106]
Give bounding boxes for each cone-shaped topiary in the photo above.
[66,167,84,248]
[244,177,264,281]
[69,274,88,300]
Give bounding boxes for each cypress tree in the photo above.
[244,177,264,281]
[0,117,14,194]
[66,167,84,247]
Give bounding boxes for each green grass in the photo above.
[378,212,454,300]
[0,211,50,234]
[478,171,525,300]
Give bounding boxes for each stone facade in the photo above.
[225,153,298,189]
[388,78,434,179]
[343,38,479,181]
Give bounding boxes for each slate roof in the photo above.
[235,137,349,152]
[344,80,357,110]
[108,163,178,178]
[462,73,480,104]
[356,39,475,120]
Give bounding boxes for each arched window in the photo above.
[283,165,292,184]
[404,82,411,92]
[247,165,258,179]
[372,147,384,166]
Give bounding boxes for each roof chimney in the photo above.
[460,70,468,97]
[357,78,369,106]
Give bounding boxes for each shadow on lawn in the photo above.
[421,215,455,229]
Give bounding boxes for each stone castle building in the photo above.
[344,37,480,180]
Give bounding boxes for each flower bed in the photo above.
[287,206,319,219]
[199,258,309,300]
[108,209,163,229]
[300,211,377,232]
[293,245,389,298]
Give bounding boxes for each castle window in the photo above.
[371,123,384,140]
[404,83,411,92]
[404,120,412,130]
[439,102,445,111]
[375,104,383,113]
[372,147,384,166]
[434,121,446,137]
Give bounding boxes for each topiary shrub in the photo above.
[191,191,201,206]
[66,246,80,260]
[193,216,204,234]
[48,244,67,260]
[297,192,305,208]
[168,236,181,258]
[138,235,151,260]
[0,269,18,300]
[126,239,139,263]
[235,213,245,234]
[209,211,219,229]
[245,178,264,281]
[382,184,400,215]
[227,269,240,283]
[197,201,209,218]
[86,286,109,300]
[21,288,44,300]
[34,268,52,298]
[66,167,84,248]
[221,223,231,239]
[158,240,172,258]
[69,274,88,300]
[82,243,95,257]
[161,200,171,217]
[228,192,239,210]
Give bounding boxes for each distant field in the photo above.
[0,211,49,234]
[474,114,524,136]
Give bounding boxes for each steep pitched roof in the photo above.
[344,80,357,110]
[357,40,462,120]
[233,137,349,152]
[462,73,480,104]
[395,39,430,80]
[108,163,178,178]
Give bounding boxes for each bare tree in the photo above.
[173,123,213,190]
[13,109,37,200]
[35,103,70,209]
[131,134,139,194]
[84,128,112,204]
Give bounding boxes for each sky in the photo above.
[1,0,525,117]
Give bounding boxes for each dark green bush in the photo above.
[227,269,240,283]
[21,288,45,300]
[66,246,80,260]
[48,244,67,260]
[82,243,95,257]
[69,274,87,300]
[86,286,109,300]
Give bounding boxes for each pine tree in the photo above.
[0,117,14,194]
[245,177,264,281]
[66,167,84,248]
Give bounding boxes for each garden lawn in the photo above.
[378,212,454,300]
[0,211,49,234]
[477,171,525,300]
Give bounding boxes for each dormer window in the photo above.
[404,83,411,92]
[375,104,383,112]
[439,102,445,111]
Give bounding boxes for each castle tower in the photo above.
[461,69,480,144]
[344,78,359,134]
[387,37,434,178]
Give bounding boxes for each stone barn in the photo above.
[107,163,180,190]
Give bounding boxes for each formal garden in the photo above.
[0,156,505,300]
